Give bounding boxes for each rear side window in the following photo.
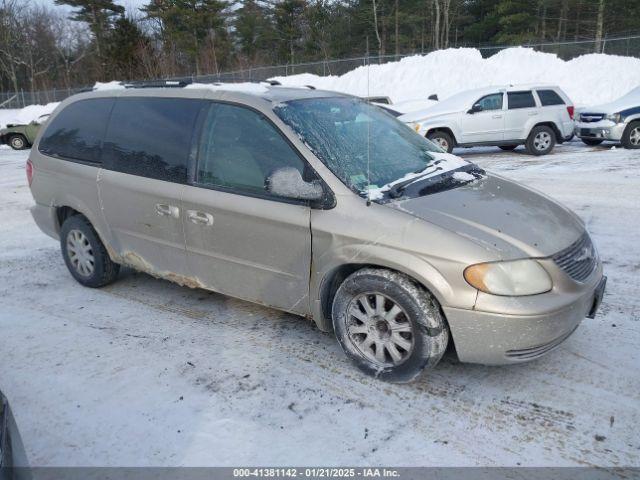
[507,91,536,109]
[39,98,113,163]
[102,97,204,183]
[537,89,565,106]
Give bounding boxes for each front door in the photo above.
[459,92,505,143]
[182,102,313,315]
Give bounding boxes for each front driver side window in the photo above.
[197,102,307,196]
[475,93,503,111]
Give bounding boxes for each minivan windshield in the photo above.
[274,97,473,199]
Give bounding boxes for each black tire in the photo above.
[621,121,640,149]
[499,145,518,151]
[581,138,604,146]
[60,215,120,288]
[525,125,556,155]
[427,131,454,153]
[8,134,28,150]
[332,268,449,383]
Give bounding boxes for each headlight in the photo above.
[605,113,621,123]
[464,259,552,296]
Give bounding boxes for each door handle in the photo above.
[528,112,538,116]
[187,210,214,226]
[492,115,503,119]
[155,203,180,218]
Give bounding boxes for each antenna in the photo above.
[366,52,372,207]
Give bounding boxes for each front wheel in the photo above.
[427,131,454,153]
[621,121,640,149]
[332,268,449,383]
[581,138,604,146]
[525,126,556,155]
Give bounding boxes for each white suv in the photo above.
[400,85,575,155]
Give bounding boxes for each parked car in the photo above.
[0,115,49,150]
[399,85,575,155]
[574,86,640,149]
[28,86,605,382]
[1,390,30,480]
[365,95,438,116]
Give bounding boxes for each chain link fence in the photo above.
[2,34,639,110]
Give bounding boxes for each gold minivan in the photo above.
[27,85,606,382]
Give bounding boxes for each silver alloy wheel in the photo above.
[533,131,552,151]
[630,126,640,146]
[345,292,415,367]
[66,229,95,277]
[433,136,449,150]
[10,136,25,149]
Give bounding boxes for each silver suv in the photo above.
[575,86,640,148]
[27,85,605,382]
[400,85,575,155]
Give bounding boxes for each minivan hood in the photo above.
[387,174,584,259]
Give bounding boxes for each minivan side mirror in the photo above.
[266,167,324,201]
[467,103,482,114]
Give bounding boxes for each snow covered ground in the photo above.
[0,142,638,467]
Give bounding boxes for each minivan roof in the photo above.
[68,83,352,106]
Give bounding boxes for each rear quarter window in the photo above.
[507,91,536,109]
[102,97,204,184]
[537,90,565,106]
[38,98,114,163]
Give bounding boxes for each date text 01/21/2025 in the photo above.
[232,468,400,478]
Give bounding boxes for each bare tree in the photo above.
[594,0,605,52]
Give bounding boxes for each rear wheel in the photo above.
[60,215,120,288]
[581,138,604,146]
[427,131,454,153]
[499,145,518,151]
[621,121,640,149]
[8,134,27,150]
[525,126,556,155]
[332,268,449,383]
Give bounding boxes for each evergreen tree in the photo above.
[54,0,124,75]
[106,16,150,79]
[273,0,307,64]
[142,0,230,75]
[234,0,276,64]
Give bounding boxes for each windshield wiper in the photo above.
[387,165,443,199]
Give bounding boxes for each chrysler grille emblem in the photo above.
[574,246,593,262]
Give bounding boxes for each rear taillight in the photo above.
[26,159,33,187]
[567,106,575,120]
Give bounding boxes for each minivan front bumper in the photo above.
[442,274,606,365]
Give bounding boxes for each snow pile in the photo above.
[93,81,125,91]
[272,47,640,107]
[0,102,59,129]
[186,82,269,94]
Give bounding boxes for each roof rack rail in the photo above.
[124,80,192,89]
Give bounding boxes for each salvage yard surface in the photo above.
[0,142,638,467]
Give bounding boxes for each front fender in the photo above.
[310,243,475,331]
